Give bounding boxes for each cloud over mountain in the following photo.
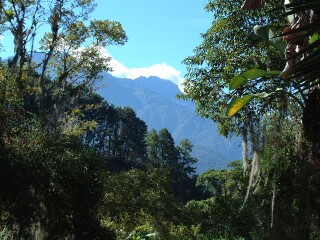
[100,48,185,91]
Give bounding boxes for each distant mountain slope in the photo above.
[99,73,242,173]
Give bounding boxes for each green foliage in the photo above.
[0,0,128,126]
[182,0,287,135]
[226,95,255,117]
[253,25,286,53]
[89,20,128,46]
[188,161,271,240]
[229,68,281,90]
[1,123,114,239]
[177,139,197,175]
[81,100,148,169]
[146,129,160,165]
[103,169,190,240]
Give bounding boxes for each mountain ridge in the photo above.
[99,73,242,173]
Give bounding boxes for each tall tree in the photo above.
[116,107,147,163]
[146,128,160,167]
[181,0,286,136]
[181,0,289,204]
[0,0,127,126]
[177,139,197,175]
[81,102,148,168]
[0,1,128,238]
[158,128,179,170]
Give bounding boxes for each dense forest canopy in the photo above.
[0,0,320,239]
[181,0,320,239]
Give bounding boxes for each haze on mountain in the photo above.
[99,73,242,173]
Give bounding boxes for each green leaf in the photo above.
[226,95,255,117]
[310,32,319,44]
[229,69,281,90]
[254,25,286,53]
[243,68,267,79]
[268,29,286,53]
[266,70,282,76]
[229,74,247,90]
[226,91,276,117]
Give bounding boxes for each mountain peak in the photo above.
[100,74,241,173]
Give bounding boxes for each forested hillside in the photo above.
[1,0,320,240]
[99,73,242,172]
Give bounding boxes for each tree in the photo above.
[103,169,191,240]
[146,129,160,167]
[224,2,320,238]
[145,129,200,202]
[181,0,289,208]
[0,0,127,126]
[223,1,320,167]
[181,0,286,136]
[177,139,197,175]
[182,0,320,239]
[80,101,148,170]
[146,128,181,171]
[116,107,147,163]
[0,115,115,239]
[0,1,128,238]
[180,2,290,193]
[281,0,320,167]
[158,128,179,170]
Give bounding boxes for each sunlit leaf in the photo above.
[226,91,275,117]
[229,69,281,90]
[226,95,255,117]
[310,32,319,44]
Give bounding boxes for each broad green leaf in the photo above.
[268,29,286,53]
[226,95,255,117]
[243,69,267,79]
[266,70,281,76]
[226,91,275,117]
[254,25,286,53]
[229,74,247,90]
[310,32,319,44]
[229,69,281,90]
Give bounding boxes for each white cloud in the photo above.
[99,48,185,92]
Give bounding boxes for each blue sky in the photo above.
[94,0,212,87]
